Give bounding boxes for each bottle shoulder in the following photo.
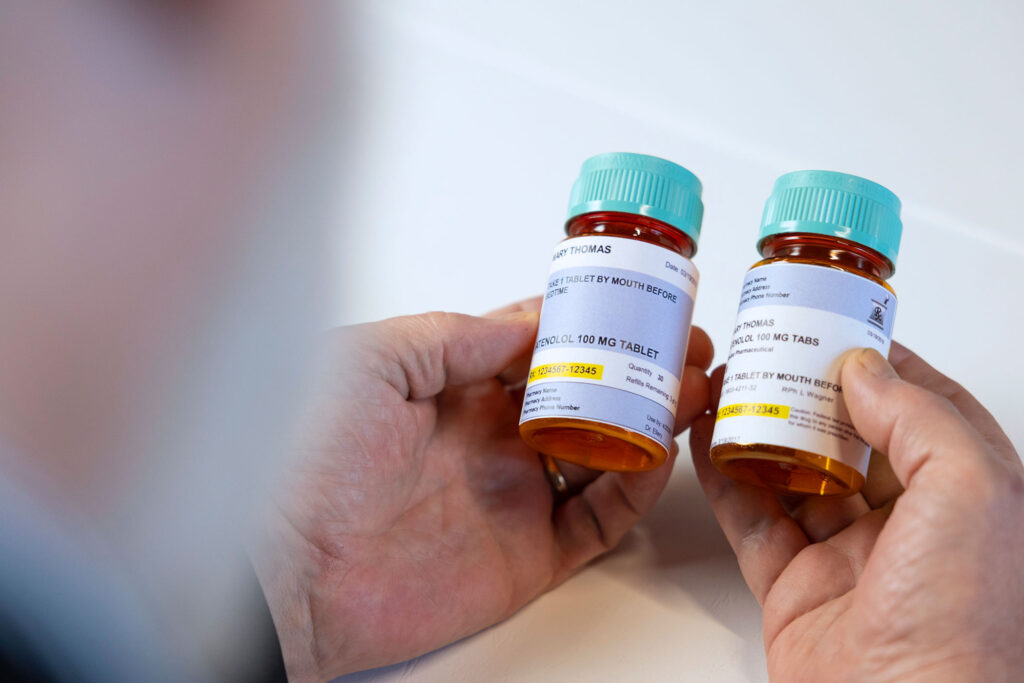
[566,212,696,259]
[751,256,896,295]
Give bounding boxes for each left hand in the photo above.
[254,298,713,681]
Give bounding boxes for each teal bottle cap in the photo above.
[759,170,903,268]
[566,152,704,249]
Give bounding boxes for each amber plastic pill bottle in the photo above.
[710,171,902,496]
[519,152,704,472]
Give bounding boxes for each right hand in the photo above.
[689,343,1023,681]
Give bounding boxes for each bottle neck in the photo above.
[566,212,696,259]
[758,233,893,280]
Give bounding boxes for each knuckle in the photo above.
[420,310,453,332]
[895,380,956,414]
[739,516,783,555]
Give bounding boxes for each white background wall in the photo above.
[333,3,1023,680]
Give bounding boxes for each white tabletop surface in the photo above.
[331,3,1024,680]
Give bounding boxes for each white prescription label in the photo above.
[710,262,896,475]
[519,235,699,454]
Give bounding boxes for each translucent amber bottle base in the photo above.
[520,418,667,472]
[709,443,865,497]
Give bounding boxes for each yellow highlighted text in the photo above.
[716,402,790,421]
[528,362,604,383]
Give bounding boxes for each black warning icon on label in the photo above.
[868,295,890,331]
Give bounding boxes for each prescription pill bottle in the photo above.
[519,152,704,472]
[710,171,902,496]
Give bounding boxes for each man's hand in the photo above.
[255,299,713,681]
[690,344,1024,681]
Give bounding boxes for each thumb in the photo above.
[369,310,538,400]
[841,348,994,488]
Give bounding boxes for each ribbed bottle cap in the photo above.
[759,170,903,268]
[566,152,704,249]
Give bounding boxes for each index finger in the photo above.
[487,297,543,386]
[685,325,714,371]
[689,413,808,605]
[842,348,1021,491]
[671,325,714,434]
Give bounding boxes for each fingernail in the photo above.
[857,348,898,379]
